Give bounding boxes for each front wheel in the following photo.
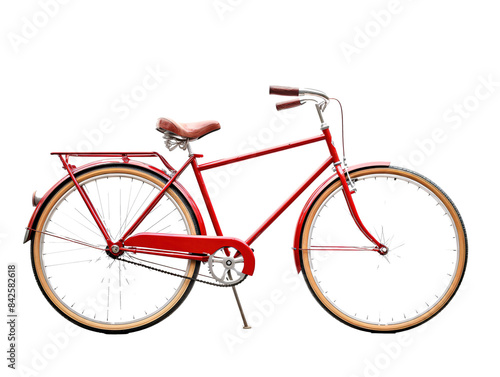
[299,166,467,332]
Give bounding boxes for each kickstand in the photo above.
[228,271,251,329]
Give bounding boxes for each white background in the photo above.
[1,1,499,376]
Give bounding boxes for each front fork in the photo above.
[322,127,388,255]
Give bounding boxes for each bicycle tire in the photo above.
[299,166,467,332]
[31,164,201,334]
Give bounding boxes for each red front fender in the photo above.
[23,159,207,243]
[292,161,390,273]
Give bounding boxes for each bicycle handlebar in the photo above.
[270,85,330,111]
[275,98,305,111]
[269,85,300,96]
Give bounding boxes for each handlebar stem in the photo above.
[315,103,326,126]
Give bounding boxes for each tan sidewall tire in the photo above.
[300,167,467,332]
[32,166,199,333]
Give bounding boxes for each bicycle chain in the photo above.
[30,228,246,287]
[117,256,246,288]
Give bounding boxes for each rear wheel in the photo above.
[299,166,467,332]
[31,165,201,333]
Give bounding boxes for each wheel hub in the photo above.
[106,244,124,259]
[378,246,389,255]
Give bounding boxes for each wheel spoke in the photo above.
[306,246,376,251]
[33,167,199,332]
[301,168,466,332]
[45,259,93,267]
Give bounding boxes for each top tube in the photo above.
[198,134,326,171]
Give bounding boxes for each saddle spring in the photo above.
[162,131,189,151]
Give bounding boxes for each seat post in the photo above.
[186,141,193,156]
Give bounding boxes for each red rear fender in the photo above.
[24,160,206,243]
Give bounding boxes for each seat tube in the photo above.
[190,156,225,237]
[191,156,251,328]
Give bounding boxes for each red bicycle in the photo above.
[24,86,467,333]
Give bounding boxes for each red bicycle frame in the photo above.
[50,126,386,276]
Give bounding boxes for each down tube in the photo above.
[246,156,334,245]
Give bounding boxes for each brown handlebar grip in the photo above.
[270,85,300,96]
[276,99,303,111]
